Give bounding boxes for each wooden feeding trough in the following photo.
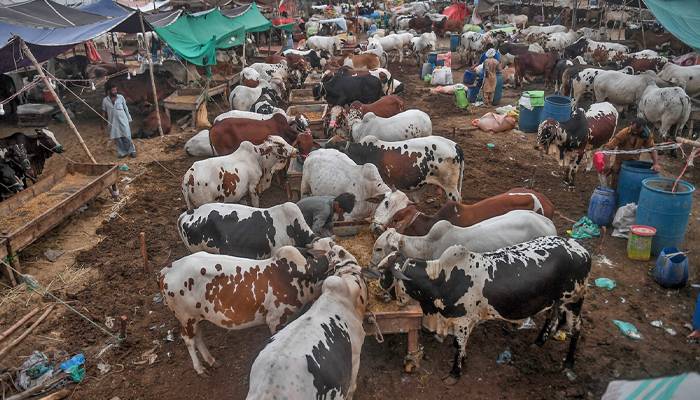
[304,75,322,89]
[289,88,323,105]
[0,163,118,285]
[163,88,205,128]
[287,104,328,139]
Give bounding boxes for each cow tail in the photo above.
[456,144,464,196]
[677,95,692,138]
[207,129,217,156]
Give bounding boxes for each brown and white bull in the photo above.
[247,263,368,400]
[375,236,591,383]
[159,243,356,375]
[182,136,296,209]
[209,113,308,156]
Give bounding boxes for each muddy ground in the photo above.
[0,48,699,400]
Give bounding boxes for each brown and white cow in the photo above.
[514,52,558,87]
[182,136,297,209]
[159,242,356,374]
[386,188,555,236]
[209,113,307,156]
[328,96,405,133]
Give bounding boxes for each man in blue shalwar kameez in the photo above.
[102,83,136,158]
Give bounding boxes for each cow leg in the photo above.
[443,321,475,385]
[249,187,261,208]
[535,302,561,346]
[180,318,206,375]
[194,328,219,368]
[561,299,584,370]
[584,149,594,172]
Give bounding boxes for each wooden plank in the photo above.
[0,165,67,217]
[0,239,7,261]
[289,89,324,105]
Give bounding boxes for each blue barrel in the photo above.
[636,177,695,255]
[653,247,689,288]
[435,59,445,67]
[617,160,658,208]
[427,52,438,65]
[468,85,481,102]
[492,73,504,105]
[450,34,460,52]
[519,105,543,133]
[587,186,617,226]
[420,62,433,79]
[463,70,477,85]
[541,95,572,123]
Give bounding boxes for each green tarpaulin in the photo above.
[154,9,244,66]
[225,3,272,33]
[644,0,700,51]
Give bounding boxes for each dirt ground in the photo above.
[1,46,699,400]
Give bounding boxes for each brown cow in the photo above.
[433,18,463,37]
[86,63,127,79]
[106,72,177,105]
[209,114,304,155]
[328,95,404,130]
[341,53,380,70]
[136,108,172,138]
[386,188,555,236]
[408,15,432,33]
[514,52,558,87]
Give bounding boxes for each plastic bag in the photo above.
[612,320,642,340]
[568,216,600,239]
[595,277,616,290]
[612,204,637,238]
[431,67,453,86]
[17,351,53,391]
[603,373,700,400]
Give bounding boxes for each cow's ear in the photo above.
[365,194,384,204]
[361,268,382,279]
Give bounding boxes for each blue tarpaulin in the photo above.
[79,0,130,17]
[643,0,700,51]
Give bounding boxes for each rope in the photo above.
[0,259,122,342]
[598,142,680,155]
[366,310,384,343]
[672,146,697,192]
[42,67,112,127]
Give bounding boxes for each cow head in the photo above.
[327,105,346,131]
[564,37,587,59]
[35,128,63,153]
[374,250,412,304]
[370,228,404,267]
[0,159,23,194]
[257,135,298,180]
[536,119,563,155]
[385,204,419,233]
[369,189,411,235]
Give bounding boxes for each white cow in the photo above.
[307,36,342,54]
[410,31,437,64]
[542,30,580,52]
[228,85,263,111]
[346,108,432,142]
[369,34,405,63]
[638,82,691,139]
[593,70,659,112]
[521,25,567,37]
[300,149,411,230]
[184,130,214,157]
[370,210,558,266]
[577,27,609,41]
[460,31,494,65]
[657,63,700,97]
[182,136,296,209]
[247,264,367,400]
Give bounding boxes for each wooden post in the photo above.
[638,0,646,48]
[20,39,97,164]
[139,231,148,273]
[268,27,272,56]
[139,12,164,137]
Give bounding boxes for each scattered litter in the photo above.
[60,353,85,382]
[165,330,175,342]
[152,293,163,304]
[43,249,64,262]
[691,284,700,289]
[612,204,637,238]
[518,317,536,330]
[685,323,694,331]
[118,164,130,171]
[134,347,158,366]
[565,369,577,382]
[97,362,111,374]
[105,316,115,330]
[595,278,616,291]
[650,320,663,328]
[121,176,134,184]
[486,143,496,149]
[665,328,677,336]
[613,320,642,340]
[494,104,517,114]
[553,331,567,341]
[620,297,626,304]
[496,349,512,364]
[17,351,53,391]
[568,217,600,239]
[595,255,614,267]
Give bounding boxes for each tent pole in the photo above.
[268,28,272,55]
[638,0,646,48]
[139,11,164,137]
[243,33,247,67]
[20,39,96,164]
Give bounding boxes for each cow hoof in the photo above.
[197,369,210,377]
[209,359,222,369]
[442,375,460,386]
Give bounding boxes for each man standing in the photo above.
[603,118,661,187]
[482,48,501,106]
[102,83,136,158]
[297,193,356,237]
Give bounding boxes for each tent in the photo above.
[0,0,106,28]
[221,3,272,33]
[117,0,171,12]
[153,8,244,66]
[79,0,130,17]
[643,0,700,51]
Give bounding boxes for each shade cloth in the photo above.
[643,0,700,51]
[0,0,106,28]
[221,3,272,33]
[79,0,130,17]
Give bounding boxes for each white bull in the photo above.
[657,63,700,97]
[346,108,432,142]
[307,36,342,54]
[638,82,691,139]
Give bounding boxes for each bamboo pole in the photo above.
[0,307,40,343]
[0,305,55,360]
[139,12,164,137]
[20,40,96,164]
[638,0,646,48]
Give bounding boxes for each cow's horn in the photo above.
[391,265,411,281]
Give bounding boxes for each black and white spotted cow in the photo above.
[375,236,591,384]
[537,108,590,187]
[247,263,368,400]
[178,202,325,259]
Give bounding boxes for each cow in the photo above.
[368,34,405,63]
[564,38,629,64]
[209,113,307,156]
[177,202,324,258]
[520,25,567,38]
[325,135,464,203]
[54,55,90,80]
[283,49,330,70]
[510,14,528,29]
[346,108,432,142]
[0,129,63,178]
[106,71,176,106]
[0,158,23,199]
[657,63,700,97]
[341,53,381,70]
[300,149,411,232]
[619,50,668,73]
[411,32,437,65]
[87,63,128,80]
[577,27,609,41]
[541,30,580,52]
[584,102,619,169]
[136,108,171,138]
[460,32,495,65]
[184,130,214,157]
[370,210,557,267]
[182,136,297,209]
[374,236,591,383]
[638,82,691,139]
[159,243,356,375]
[537,108,591,186]
[408,15,432,33]
[432,18,464,37]
[323,66,394,95]
[328,96,405,132]
[0,144,31,185]
[307,36,342,54]
[246,262,368,400]
[593,70,663,112]
[249,60,303,89]
[514,52,558,87]
[313,73,383,106]
[386,189,555,236]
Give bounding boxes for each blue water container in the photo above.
[636,177,695,255]
[427,52,438,65]
[450,34,460,52]
[519,105,543,133]
[617,160,658,208]
[467,85,480,102]
[420,62,433,79]
[587,186,616,226]
[542,95,572,123]
[653,247,689,288]
[435,59,445,67]
[492,73,504,105]
[463,70,476,85]
[693,293,700,330]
